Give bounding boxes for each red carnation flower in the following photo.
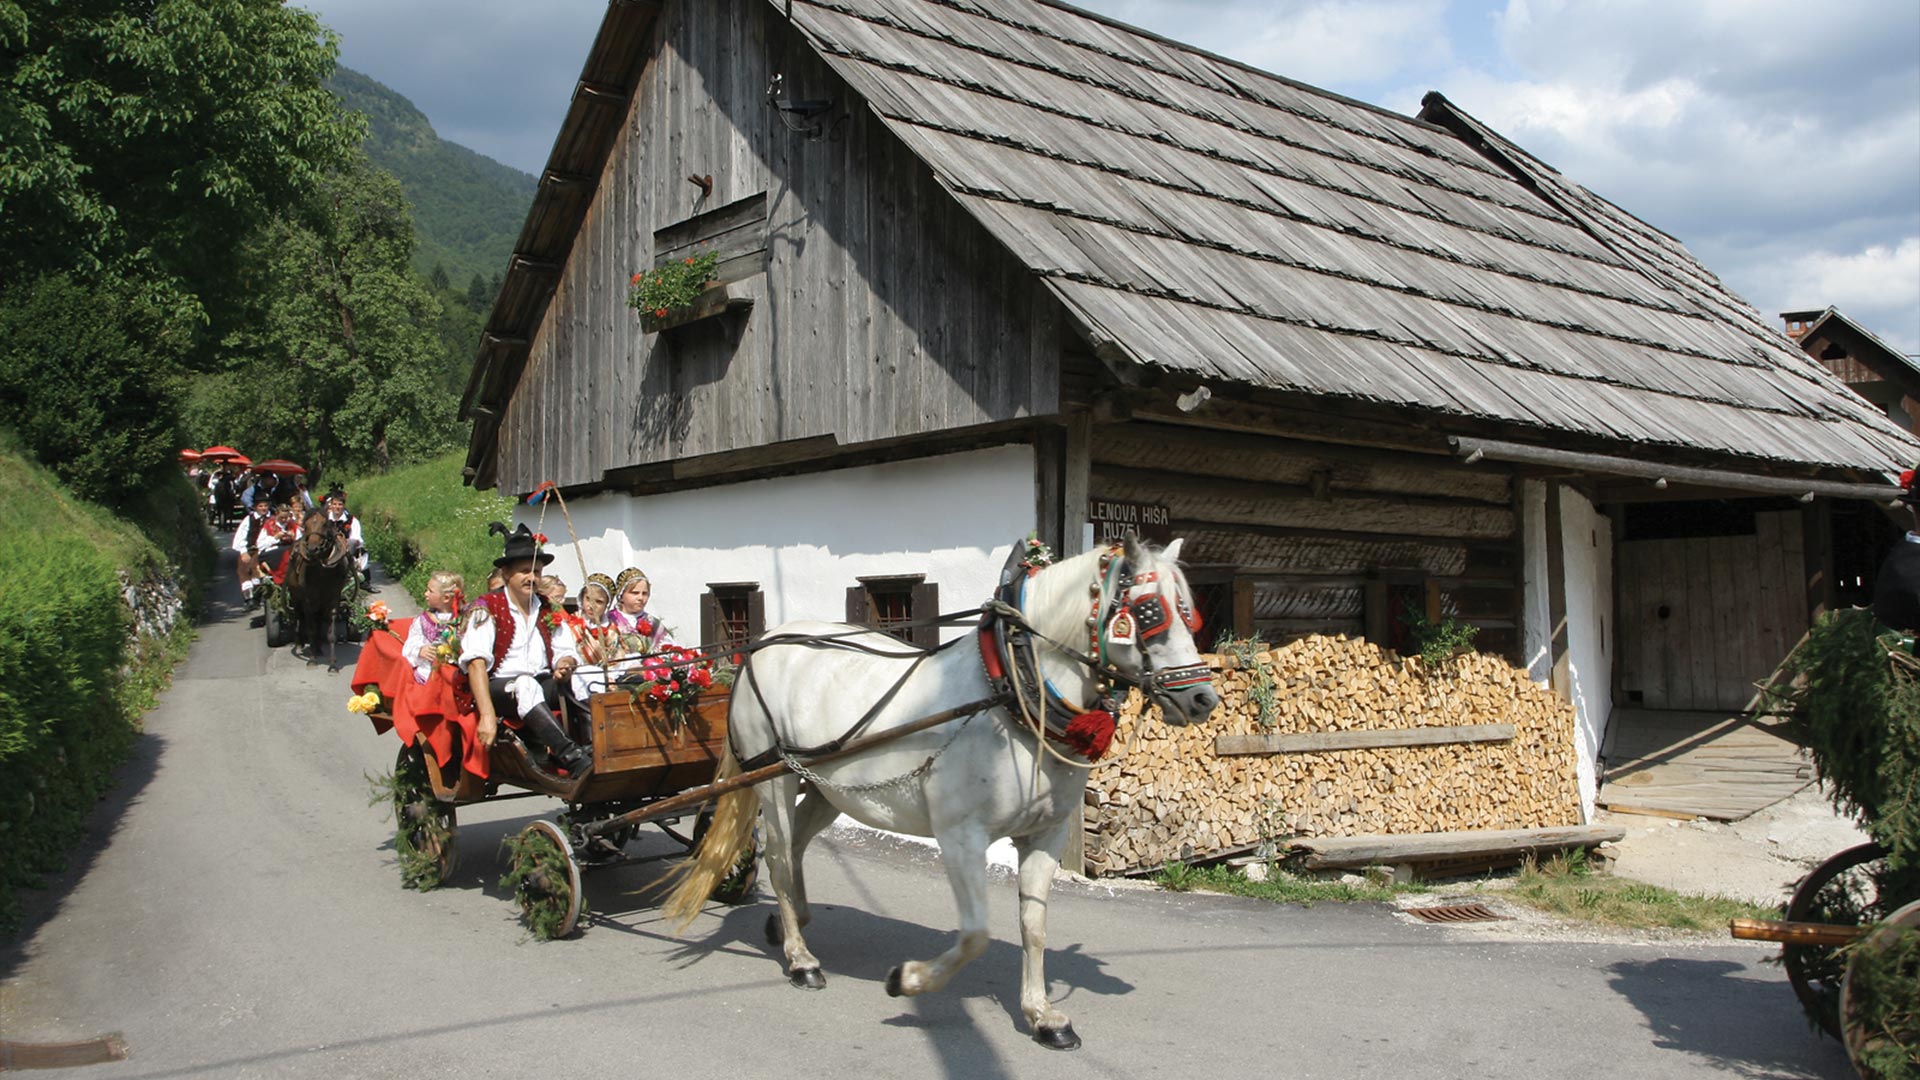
[648,684,670,701]
[631,272,643,285]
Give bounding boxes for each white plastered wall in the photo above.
[515,445,1036,643]
[1521,480,1615,821]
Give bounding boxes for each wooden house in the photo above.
[460,0,1919,819]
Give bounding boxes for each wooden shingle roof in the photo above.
[778,0,1918,475]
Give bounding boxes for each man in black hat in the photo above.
[459,523,590,775]
[1872,467,1920,631]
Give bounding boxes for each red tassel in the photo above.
[1062,710,1116,760]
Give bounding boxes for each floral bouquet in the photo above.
[623,645,714,727]
[346,689,383,715]
[351,599,394,637]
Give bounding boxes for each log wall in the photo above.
[1082,634,1582,876]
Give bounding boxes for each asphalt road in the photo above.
[0,540,1855,1079]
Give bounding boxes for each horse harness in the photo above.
[727,544,1208,779]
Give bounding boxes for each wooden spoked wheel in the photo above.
[1840,898,1920,1079]
[1784,842,1892,1040]
[508,820,582,940]
[392,746,457,889]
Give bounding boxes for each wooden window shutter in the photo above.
[700,591,720,647]
[846,586,869,626]
[747,588,766,638]
[910,581,939,647]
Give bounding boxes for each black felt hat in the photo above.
[489,521,555,568]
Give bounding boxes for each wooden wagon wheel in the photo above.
[1785,842,1892,1040]
[1841,897,1920,1080]
[505,820,583,940]
[391,745,457,889]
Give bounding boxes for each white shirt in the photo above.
[327,511,363,548]
[402,610,457,683]
[231,511,272,553]
[459,592,578,678]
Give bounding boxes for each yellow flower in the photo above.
[346,690,381,715]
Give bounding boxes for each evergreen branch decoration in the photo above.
[499,828,584,940]
[627,252,719,319]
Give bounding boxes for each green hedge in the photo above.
[346,450,514,604]
[0,445,203,931]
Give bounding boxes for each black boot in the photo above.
[520,704,592,776]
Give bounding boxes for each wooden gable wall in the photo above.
[494,0,1061,495]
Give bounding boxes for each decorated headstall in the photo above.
[1097,558,1203,656]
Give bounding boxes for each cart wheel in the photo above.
[392,746,457,890]
[264,600,293,648]
[1784,842,1892,1040]
[504,820,582,940]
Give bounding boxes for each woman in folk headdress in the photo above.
[566,572,620,704]
[609,567,674,654]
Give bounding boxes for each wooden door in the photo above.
[1615,511,1807,711]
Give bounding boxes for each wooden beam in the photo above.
[1545,482,1570,702]
[1803,500,1833,624]
[1063,413,1092,557]
[1452,436,1899,503]
[1286,825,1625,870]
[1215,724,1515,756]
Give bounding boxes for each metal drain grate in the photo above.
[1407,903,1504,924]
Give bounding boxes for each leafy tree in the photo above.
[0,0,362,339]
[0,274,190,502]
[193,157,459,480]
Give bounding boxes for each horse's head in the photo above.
[1095,536,1220,726]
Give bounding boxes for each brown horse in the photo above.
[285,509,351,671]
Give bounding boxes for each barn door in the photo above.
[1616,510,1808,711]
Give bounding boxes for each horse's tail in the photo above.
[659,744,756,931]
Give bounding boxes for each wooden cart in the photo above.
[382,687,753,938]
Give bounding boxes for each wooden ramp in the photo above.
[1598,708,1813,821]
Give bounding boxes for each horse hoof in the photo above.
[788,967,825,991]
[764,913,783,946]
[1034,1022,1081,1051]
[885,966,905,998]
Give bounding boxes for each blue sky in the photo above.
[297,0,1920,353]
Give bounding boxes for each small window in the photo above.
[847,574,939,647]
[701,582,764,664]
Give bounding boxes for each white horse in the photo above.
[665,536,1221,1050]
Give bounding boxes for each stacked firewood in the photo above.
[1082,635,1582,876]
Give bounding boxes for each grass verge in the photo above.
[1153,862,1426,905]
[1150,850,1780,932]
[1498,851,1779,931]
[346,450,514,604]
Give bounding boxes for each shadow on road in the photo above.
[1606,957,1851,1078]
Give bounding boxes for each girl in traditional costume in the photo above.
[401,571,464,684]
[567,572,620,704]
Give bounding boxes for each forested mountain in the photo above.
[328,67,535,290]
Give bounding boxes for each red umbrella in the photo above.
[226,453,253,468]
[201,445,241,459]
[178,448,202,462]
[252,459,306,476]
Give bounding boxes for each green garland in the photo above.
[367,758,454,891]
[1845,927,1919,1079]
[500,828,584,940]
[1782,609,1920,879]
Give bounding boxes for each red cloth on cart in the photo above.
[351,614,490,779]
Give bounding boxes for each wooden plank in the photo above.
[1709,535,1747,709]
[1215,723,1515,756]
[1804,501,1833,624]
[1545,482,1569,702]
[1752,512,1785,677]
[1096,465,1515,540]
[1683,537,1716,711]
[1288,825,1626,869]
[1658,537,1689,708]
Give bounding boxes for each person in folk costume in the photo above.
[231,498,282,598]
[567,572,620,704]
[292,474,314,511]
[1873,466,1920,633]
[322,486,370,589]
[213,463,243,527]
[460,523,591,775]
[606,567,675,683]
[401,571,464,684]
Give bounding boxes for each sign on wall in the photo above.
[1089,498,1173,545]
